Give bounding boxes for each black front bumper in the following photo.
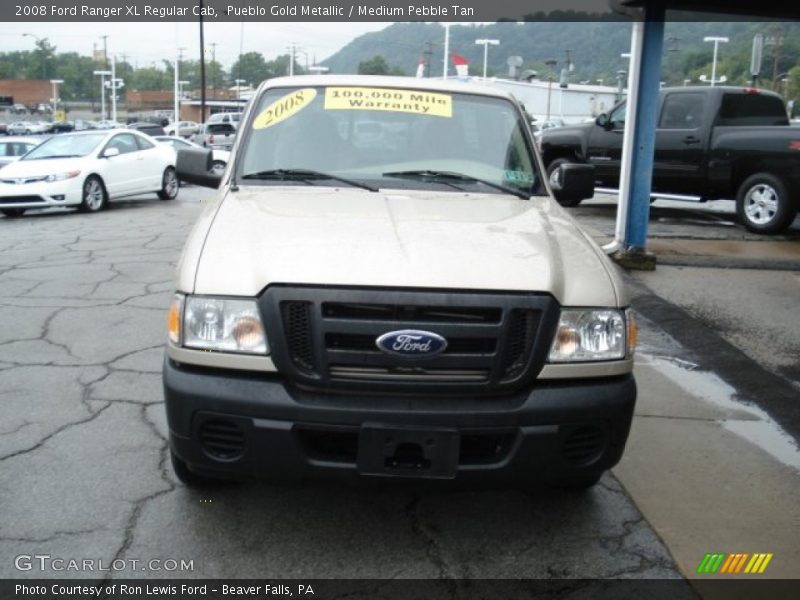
[164,357,636,486]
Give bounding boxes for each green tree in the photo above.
[266,54,300,77]
[129,66,171,91]
[358,55,391,75]
[230,52,270,88]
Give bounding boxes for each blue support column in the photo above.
[623,4,665,252]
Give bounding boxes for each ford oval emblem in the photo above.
[376,330,447,358]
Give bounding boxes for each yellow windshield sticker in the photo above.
[324,87,452,117]
[253,88,317,129]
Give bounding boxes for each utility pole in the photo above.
[424,42,434,78]
[199,0,207,123]
[667,36,681,85]
[210,42,217,97]
[768,25,785,91]
[287,43,296,76]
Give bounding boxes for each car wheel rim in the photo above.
[549,167,562,188]
[164,170,178,197]
[84,180,103,210]
[744,184,778,225]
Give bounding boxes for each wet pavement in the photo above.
[0,192,681,581]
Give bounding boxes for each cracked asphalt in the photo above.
[0,190,682,581]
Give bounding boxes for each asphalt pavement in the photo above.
[0,188,798,593]
[0,191,681,583]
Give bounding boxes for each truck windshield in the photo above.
[238,85,540,196]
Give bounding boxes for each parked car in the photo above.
[0,122,7,136]
[165,121,200,138]
[0,136,45,169]
[154,135,229,176]
[166,75,632,490]
[47,121,75,134]
[189,122,237,150]
[540,86,800,234]
[0,129,178,218]
[9,104,27,115]
[7,121,43,135]
[73,120,97,131]
[94,120,124,130]
[35,103,53,114]
[206,112,242,127]
[127,122,165,137]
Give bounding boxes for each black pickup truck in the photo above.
[540,86,800,234]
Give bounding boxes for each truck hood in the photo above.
[540,122,593,140]
[192,186,620,307]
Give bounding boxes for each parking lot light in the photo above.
[49,79,64,115]
[93,70,111,118]
[475,39,499,80]
[703,36,729,86]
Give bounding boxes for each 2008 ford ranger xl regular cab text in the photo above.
[164,75,637,489]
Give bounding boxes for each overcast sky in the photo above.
[0,22,393,68]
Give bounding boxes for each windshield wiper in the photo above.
[382,169,530,200]
[240,169,378,192]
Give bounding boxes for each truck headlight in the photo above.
[548,309,631,362]
[169,294,269,354]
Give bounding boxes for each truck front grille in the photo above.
[261,287,559,394]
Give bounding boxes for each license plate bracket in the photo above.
[357,424,460,479]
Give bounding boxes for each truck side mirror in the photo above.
[550,163,595,203]
[176,147,222,189]
[595,113,611,128]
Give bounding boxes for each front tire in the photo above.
[157,167,179,200]
[547,157,584,207]
[210,160,226,176]
[78,176,107,213]
[736,173,796,235]
[1,208,26,218]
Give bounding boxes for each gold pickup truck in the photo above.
[164,75,636,489]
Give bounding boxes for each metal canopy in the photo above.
[621,0,800,19]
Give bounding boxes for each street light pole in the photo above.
[234,79,246,101]
[93,70,111,119]
[545,58,557,120]
[703,36,729,87]
[174,47,185,124]
[475,39,499,80]
[233,79,245,100]
[49,79,64,115]
[110,55,117,123]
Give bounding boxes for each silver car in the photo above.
[188,122,237,151]
[165,121,200,138]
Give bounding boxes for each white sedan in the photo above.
[7,121,46,135]
[0,130,177,218]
